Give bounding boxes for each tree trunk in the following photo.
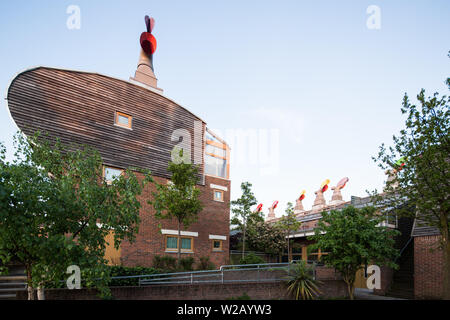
[242,222,246,260]
[26,265,35,300]
[37,286,45,300]
[441,212,450,300]
[345,280,355,300]
[343,273,355,300]
[287,234,290,263]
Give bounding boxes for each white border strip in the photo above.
[209,234,227,241]
[161,229,198,237]
[210,184,228,192]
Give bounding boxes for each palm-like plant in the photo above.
[284,261,321,300]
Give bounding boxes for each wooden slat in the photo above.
[7,67,206,180]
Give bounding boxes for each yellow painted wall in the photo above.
[104,231,121,266]
[354,268,368,289]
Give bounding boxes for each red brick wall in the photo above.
[17,280,348,300]
[119,174,230,268]
[414,235,444,299]
[315,266,342,280]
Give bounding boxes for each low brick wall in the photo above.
[315,266,342,280]
[17,280,348,300]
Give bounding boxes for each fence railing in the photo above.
[135,262,316,286]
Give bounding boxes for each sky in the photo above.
[0,1,449,218]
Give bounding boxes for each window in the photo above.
[103,166,123,185]
[115,111,132,129]
[181,237,192,250]
[166,236,178,250]
[212,240,222,252]
[165,236,194,253]
[213,190,224,202]
[205,155,227,178]
[306,246,327,262]
[205,129,229,179]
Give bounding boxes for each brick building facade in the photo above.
[265,180,402,295]
[119,174,231,268]
[413,235,444,299]
[265,178,447,299]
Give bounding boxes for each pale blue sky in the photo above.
[1,1,449,217]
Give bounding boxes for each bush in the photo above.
[153,255,177,272]
[179,257,195,271]
[196,256,216,270]
[239,253,265,265]
[284,261,321,300]
[226,292,251,300]
[107,265,159,287]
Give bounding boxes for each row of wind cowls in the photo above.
[263,177,349,221]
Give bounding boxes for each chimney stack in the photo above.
[266,201,278,221]
[130,15,163,93]
[267,207,276,220]
[294,190,306,215]
[312,179,329,211]
[329,177,349,205]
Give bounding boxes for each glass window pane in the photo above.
[105,167,122,182]
[205,155,216,176]
[206,144,226,158]
[214,191,222,201]
[205,155,227,178]
[292,247,302,254]
[307,254,318,262]
[117,114,129,125]
[181,238,191,250]
[167,237,178,249]
[205,132,220,143]
[218,159,226,178]
[213,241,221,249]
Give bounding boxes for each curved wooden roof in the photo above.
[6,67,205,179]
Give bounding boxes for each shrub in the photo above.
[239,253,265,265]
[284,261,321,300]
[196,256,216,270]
[179,257,195,271]
[107,265,159,287]
[226,292,251,300]
[153,255,177,272]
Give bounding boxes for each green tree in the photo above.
[0,133,151,299]
[246,220,285,255]
[309,206,400,300]
[277,202,302,262]
[150,150,203,263]
[231,182,258,259]
[373,74,450,299]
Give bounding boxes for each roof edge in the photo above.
[5,65,207,124]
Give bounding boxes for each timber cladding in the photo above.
[6,67,205,180]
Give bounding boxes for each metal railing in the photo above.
[134,262,316,286]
